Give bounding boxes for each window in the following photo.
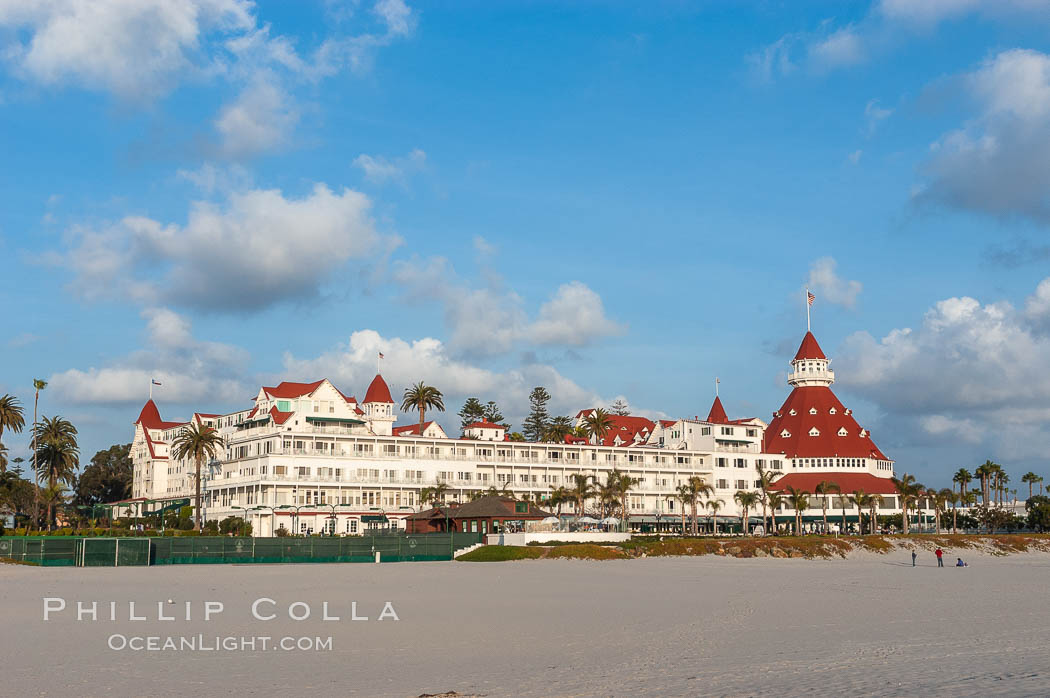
[838,427,848,436]
[780,429,791,438]
[809,407,818,415]
[829,407,837,414]
[346,519,358,534]
[716,458,727,468]
[746,428,757,437]
[717,479,728,489]
[735,480,747,489]
[701,427,711,436]
[809,427,820,437]
[734,458,746,468]
[720,426,734,436]
[277,400,291,412]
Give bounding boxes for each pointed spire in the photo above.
[706,396,729,424]
[364,374,394,404]
[793,331,827,361]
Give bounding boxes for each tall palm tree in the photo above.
[974,461,996,506]
[785,486,809,535]
[706,499,724,534]
[401,382,445,436]
[948,490,960,533]
[682,476,713,536]
[953,468,972,503]
[765,491,784,536]
[756,464,781,536]
[934,488,953,534]
[850,490,872,534]
[171,422,225,531]
[814,480,839,535]
[0,394,25,473]
[568,473,594,521]
[612,470,639,530]
[734,490,759,536]
[583,408,615,446]
[675,485,691,537]
[547,485,571,516]
[30,378,47,528]
[997,471,1009,507]
[1022,472,1039,501]
[892,473,922,534]
[543,416,575,443]
[596,478,617,518]
[34,416,78,530]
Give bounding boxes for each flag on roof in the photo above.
[807,291,815,306]
[151,379,162,386]
[378,352,385,359]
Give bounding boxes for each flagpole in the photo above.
[806,288,811,332]
[149,379,153,401]
[715,377,719,397]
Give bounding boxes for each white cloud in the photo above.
[837,280,1050,460]
[864,99,893,135]
[392,257,622,356]
[282,329,606,430]
[373,0,415,38]
[49,307,249,406]
[353,148,427,184]
[878,0,1050,26]
[531,282,625,346]
[0,0,253,99]
[59,183,390,311]
[915,49,1050,222]
[214,76,298,157]
[847,149,863,165]
[745,35,797,82]
[806,257,863,308]
[808,27,864,70]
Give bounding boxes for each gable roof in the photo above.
[763,385,889,460]
[449,496,552,519]
[135,399,184,430]
[364,374,394,404]
[770,472,898,496]
[465,421,505,430]
[794,331,827,361]
[263,380,325,399]
[393,421,438,436]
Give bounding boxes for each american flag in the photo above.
[151,379,162,386]
[378,352,385,359]
[807,291,815,306]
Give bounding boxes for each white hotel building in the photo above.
[129,332,912,536]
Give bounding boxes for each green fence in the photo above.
[0,533,480,567]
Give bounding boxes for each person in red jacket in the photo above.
[935,547,944,567]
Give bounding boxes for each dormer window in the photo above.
[780,429,791,438]
[809,407,818,415]
[808,427,820,437]
[844,408,851,415]
[789,409,797,416]
[837,427,848,436]
[859,429,867,438]
[829,407,837,415]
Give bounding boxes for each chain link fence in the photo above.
[0,533,480,567]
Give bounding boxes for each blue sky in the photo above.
[3,0,1050,489]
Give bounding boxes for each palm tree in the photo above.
[583,408,615,446]
[34,416,78,530]
[543,416,575,443]
[682,476,713,536]
[892,473,922,534]
[401,382,445,436]
[785,486,809,535]
[171,422,225,531]
[420,482,449,509]
[974,461,996,506]
[30,378,46,528]
[953,468,972,503]
[596,478,617,518]
[675,485,690,537]
[850,490,872,534]
[814,480,839,535]
[1022,472,1039,501]
[948,490,960,533]
[765,491,784,535]
[706,499,724,534]
[612,470,639,530]
[756,464,781,535]
[568,473,594,521]
[0,394,25,473]
[734,490,759,536]
[934,488,953,534]
[547,485,571,516]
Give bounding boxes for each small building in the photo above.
[463,421,507,441]
[392,421,448,439]
[405,496,551,535]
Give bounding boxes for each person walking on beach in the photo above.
[911,551,917,567]
[935,547,944,567]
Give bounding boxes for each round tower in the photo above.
[787,331,835,387]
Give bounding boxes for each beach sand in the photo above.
[2,550,1048,697]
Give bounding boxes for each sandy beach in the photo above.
[2,551,1049,697]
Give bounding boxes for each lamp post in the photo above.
[231,505,251,536]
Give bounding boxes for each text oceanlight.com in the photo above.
[107,635,333,652]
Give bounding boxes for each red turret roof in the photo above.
[706,396,729,424]
[134,400,184,430]
[793,331,827,361]
[364,374,394,403]
[763,385,888,460]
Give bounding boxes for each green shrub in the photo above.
[177,529,201,537]
[457,546,544,562]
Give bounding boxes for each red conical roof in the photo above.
[364,374,394,403]
[793,331,826,361]
[706,396,729,424]
[763,386,888,460]
[134,400,183,430]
